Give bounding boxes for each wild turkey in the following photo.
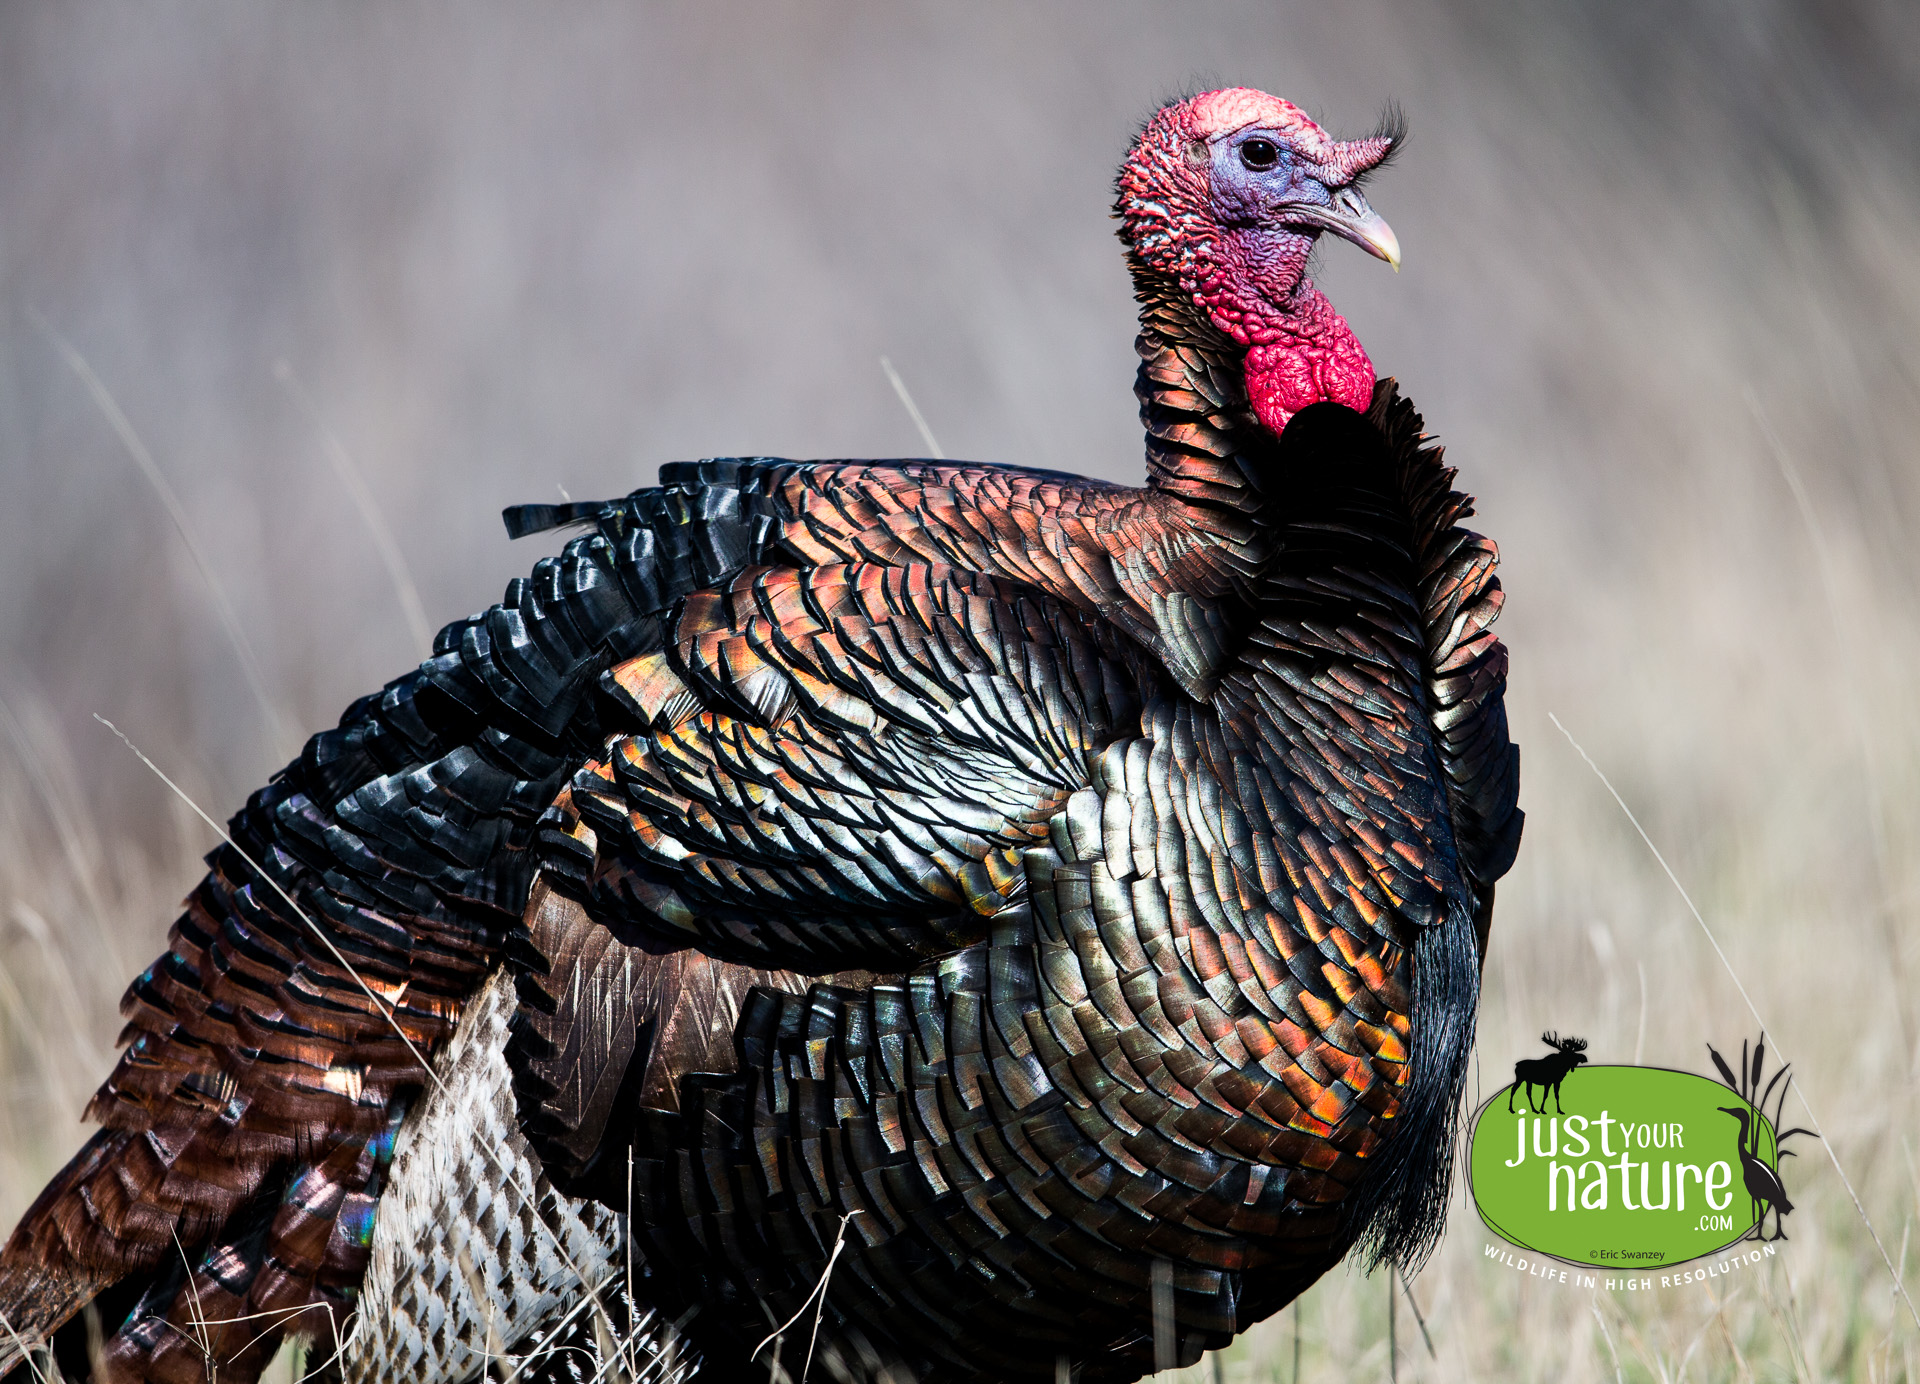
[0,86,1519,1384]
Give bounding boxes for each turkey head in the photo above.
[1117,87,1403,433]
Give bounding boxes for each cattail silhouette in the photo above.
[1707,1033,1816,1244]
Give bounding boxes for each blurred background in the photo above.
[3,3,1918,1379]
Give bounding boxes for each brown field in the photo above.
[3,5,1917,1380]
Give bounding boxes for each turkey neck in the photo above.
[1126,258,1360,610]
[1129,255,1277,526]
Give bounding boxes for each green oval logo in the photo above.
[1468,1066,1780,1268]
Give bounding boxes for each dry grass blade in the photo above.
[878,356,944,460]
[749,1213,856,1384]
[495,1273,619,1384]
[94,715,440,1078]
[30,312,290,761]
[1395,1268,1435,1360]
[0,1306,50,1384]
[1151,1258,1175,1376]
[171,1227,215,1377]
[272,360,435,658]
[227,1303,340,1365]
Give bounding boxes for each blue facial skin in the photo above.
[1199,128,1329,289]
[1207,128,1333,231]
[1201,124,1397,277]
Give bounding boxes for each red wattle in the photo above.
[1240,287,1376,435]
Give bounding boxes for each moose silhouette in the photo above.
[1509,1033,1589,1114]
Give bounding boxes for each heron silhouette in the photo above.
[1719,1105,1793,1241]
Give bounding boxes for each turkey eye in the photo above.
[1239,138,1280,171]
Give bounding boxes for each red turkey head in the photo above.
[1116,88,1403,431]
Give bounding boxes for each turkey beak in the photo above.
[1286,185,1401,271]
[1323,185,1400,271]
